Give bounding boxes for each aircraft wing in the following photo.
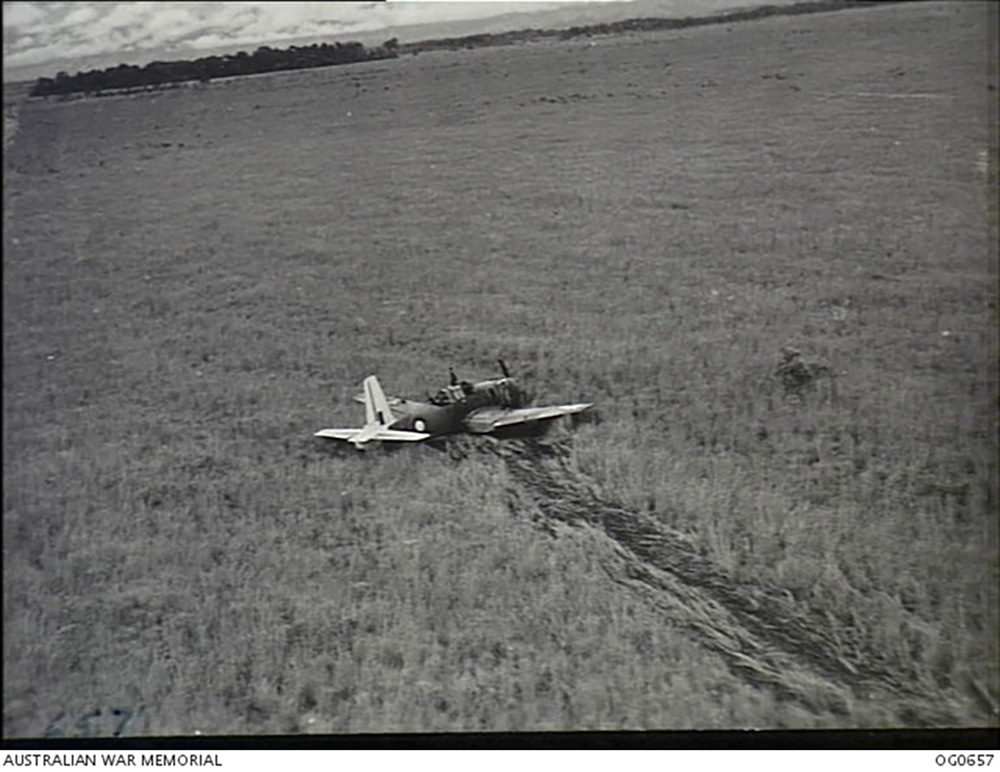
[463,403,592,434]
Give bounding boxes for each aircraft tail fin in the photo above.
[315,375,429,448]
[362,375,393,428]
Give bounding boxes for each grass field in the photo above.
[3,1,997,736]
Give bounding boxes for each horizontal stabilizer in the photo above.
[369,429,431,441]
[314,428,362,441]
[314,427,430,443]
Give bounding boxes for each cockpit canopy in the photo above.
[429,377,525,408]
[429,382,473,406]
[475,377,525,408]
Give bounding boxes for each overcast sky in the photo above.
[3,1,594,81]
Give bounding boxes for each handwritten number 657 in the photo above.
[44,707,143,738]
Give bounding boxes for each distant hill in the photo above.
[4,0,803,84]
[23,0,889,97]
[376,0,807,45]
[398,0,886,55]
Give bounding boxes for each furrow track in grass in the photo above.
[468,438,963,724]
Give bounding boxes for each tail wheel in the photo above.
[414,419,427,433]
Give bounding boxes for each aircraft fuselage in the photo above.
[386,377,524,438]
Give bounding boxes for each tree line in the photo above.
[29,39,400,97]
